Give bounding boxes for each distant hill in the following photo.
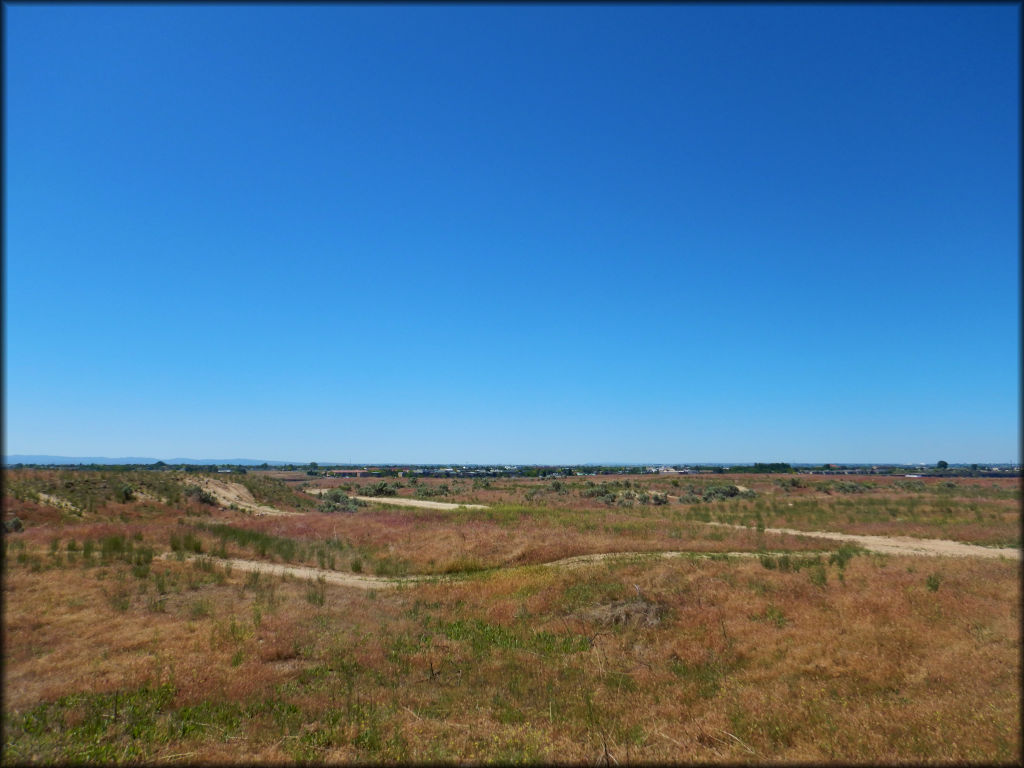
[3,455,292,466]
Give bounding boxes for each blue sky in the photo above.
[4,4,1019,464]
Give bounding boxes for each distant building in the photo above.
[328,469,368,478]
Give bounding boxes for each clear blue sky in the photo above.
[4,4,1019,464]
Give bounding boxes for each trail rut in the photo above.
[704,521,1019,559]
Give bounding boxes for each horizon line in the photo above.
[3,454,1020,467]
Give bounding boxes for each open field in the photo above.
[301,472,1021,548]
[3,468,1020,763]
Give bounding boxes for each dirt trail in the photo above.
[536,550,788,569]
[305,488,488,511]
[161,550,790,591]
[704,522,1020,560]
[162,524,1020,589]
[166,536,1018,592]
[162,553,424,589]
[184,477,296,517]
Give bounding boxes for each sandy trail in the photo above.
[704,522,1020,560]
[305,488,487,511]
[162,553,423,589]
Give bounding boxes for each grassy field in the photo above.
[3,469,1019,763]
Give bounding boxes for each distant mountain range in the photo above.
[3,455,292,466]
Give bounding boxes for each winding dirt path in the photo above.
[161,550,789,591]
[165,532,1020,594]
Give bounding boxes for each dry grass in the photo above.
[3,469,1020,764]
[292,473,1020,547]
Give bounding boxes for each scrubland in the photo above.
[2,469,1019,763]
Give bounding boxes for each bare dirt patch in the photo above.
[183,477,295,517]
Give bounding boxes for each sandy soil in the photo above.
[705,522,1020,560]
[34,493,79,513]
[305,488,488,511]
[183,477,296,517]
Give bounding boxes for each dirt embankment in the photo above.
[183,477,296,517]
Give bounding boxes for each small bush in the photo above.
[832,481,872,494]
[318,489,361,514]
[361,481,397,497]
[828,543,860,570]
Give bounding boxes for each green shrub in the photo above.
[828,543,860,570]
[361,481,397,497]
[318,489,361,513]
[831,481,872,494]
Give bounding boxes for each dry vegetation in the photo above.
[308,473,1020,548]
[3,469,1020,763]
